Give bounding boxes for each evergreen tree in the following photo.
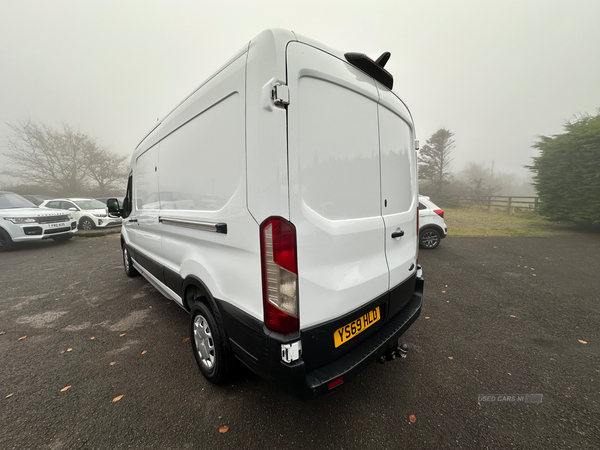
[528,112,600,224]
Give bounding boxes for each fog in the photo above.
[1,0,599,182]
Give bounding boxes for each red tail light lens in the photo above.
[434,209,444,219]
[260,217,299,334]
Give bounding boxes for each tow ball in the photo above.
[377,343,408,364]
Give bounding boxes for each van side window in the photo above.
[135,145,159,210]
[123,175,133,218]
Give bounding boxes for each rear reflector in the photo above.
[328,377,344,390]
[260,217,299,335]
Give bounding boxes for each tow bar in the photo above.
[377,343,408,364]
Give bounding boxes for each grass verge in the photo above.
[445,207,579,237]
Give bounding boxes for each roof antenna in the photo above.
[376,52,391,68]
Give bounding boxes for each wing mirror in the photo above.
[107,198,122,217]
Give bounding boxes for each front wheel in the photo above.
[419,228,441,249]
[79,217,95,230]
[0,229,13,252]
[123,245,139,277]
[190,303,228,384]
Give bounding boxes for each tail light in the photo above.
[260,217,299,334]
[434,209,444,219]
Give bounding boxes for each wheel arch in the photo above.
[183,275,230,350]
[419,223,445,238]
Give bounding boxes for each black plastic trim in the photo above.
[215,277,423,400]
[344,52,393,89]
[133,249,164,282]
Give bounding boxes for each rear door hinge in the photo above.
[271,84,290,107]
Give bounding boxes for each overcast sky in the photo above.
[1,0,599,181]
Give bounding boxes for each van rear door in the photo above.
[377,90,419,317]
[286,42,388,330]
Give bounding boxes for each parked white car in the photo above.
[0,191,77,251]
[418,195,447,249]
[40,198,122,230]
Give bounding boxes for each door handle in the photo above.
[391,230,404,238]
[128,218,138,223]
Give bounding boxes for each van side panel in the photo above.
[156,55,263,320]
[245,29,295,223]
[286,42,389,329]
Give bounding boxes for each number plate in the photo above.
[48,222,67,228]
[334,306,380,348]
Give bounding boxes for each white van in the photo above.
[109,29,424,399]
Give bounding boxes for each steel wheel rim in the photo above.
[422,230,439,248]
[193,315,215,371]
[123,248,130,272]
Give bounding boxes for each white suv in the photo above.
[418,196,448,249]
[40,198,122,230]
[0,191,77,251]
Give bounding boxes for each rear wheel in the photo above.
[79,217,95,230]
[0,229,13,252]
[123,245,139,277]
[190,302,228,384]
[419,228,441,249]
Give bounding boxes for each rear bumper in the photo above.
[218,277,423,400]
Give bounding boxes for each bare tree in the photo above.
[86,147,128,195]
[418,128,455,194]
[460,162,501,197]
[2,119,127,196]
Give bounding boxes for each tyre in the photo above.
[51,234,73,242]
[79,217,95,230]
[123,245,139,277]
[419,228,441,249]
[190,302,228,384]
[0,229,13,252]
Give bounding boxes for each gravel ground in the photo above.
[1,233,598,449]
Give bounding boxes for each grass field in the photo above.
[444,207,576,237]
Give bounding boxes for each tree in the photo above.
[86,147,128,195]
[418,128,455,194]
[460,162,500,197]
[528,112,600,224]
[2,119,127,196]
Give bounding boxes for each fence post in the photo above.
[487,196,491,210]
[534,197,539,211]
[507,197,512,212]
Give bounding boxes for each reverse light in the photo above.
[260,217,299,335]
[434,209,444,219]
[4,217,37,224]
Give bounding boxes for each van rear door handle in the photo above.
[128,218,138,223]
[391,230,404,238]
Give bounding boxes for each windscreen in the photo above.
[0,193,36,209]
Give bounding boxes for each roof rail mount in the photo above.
[344,52,393,90]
